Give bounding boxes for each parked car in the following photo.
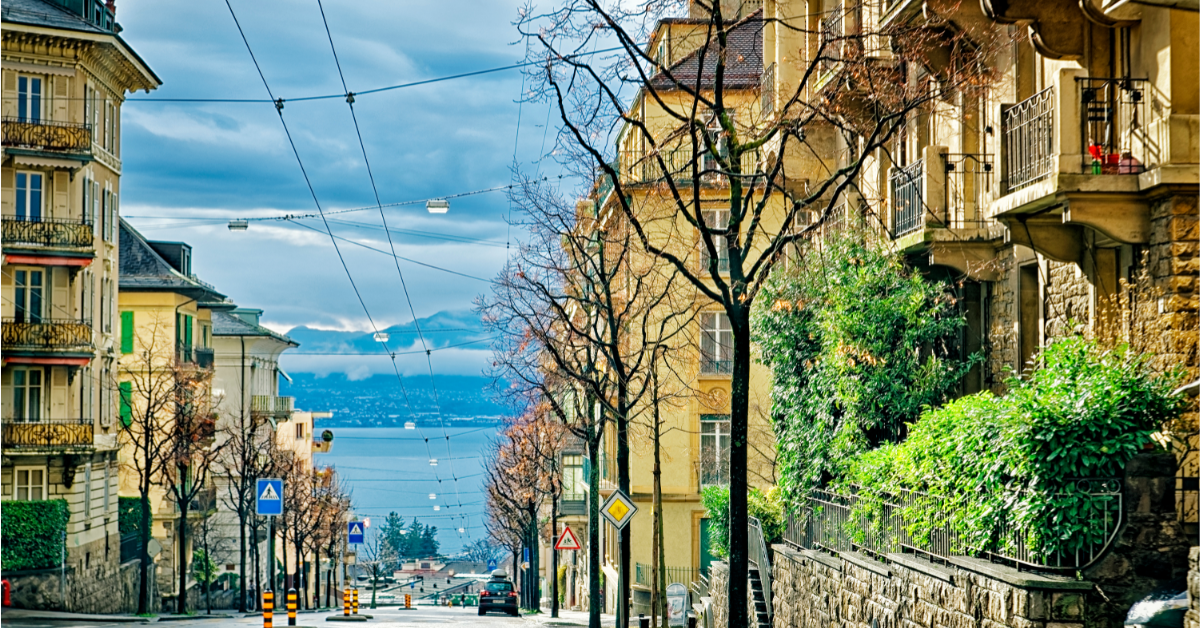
[478,570,518,616]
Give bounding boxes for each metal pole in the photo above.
[616,532,623,628]
[60,530,66,608]
[268,517,277,593]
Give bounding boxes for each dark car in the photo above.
[478,570,518,616]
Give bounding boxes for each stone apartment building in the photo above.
[1,0,159,612]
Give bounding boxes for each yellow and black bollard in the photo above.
[405,593,411,609]
[263,590,275,628]
[342,588,350,616]
[352,587,359,615]
[286,588,297,626]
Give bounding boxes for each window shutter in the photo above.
[118,381,132,427]
[120,311,134,354]
[185,315,193,346]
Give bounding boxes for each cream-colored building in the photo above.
[1,0,158,612]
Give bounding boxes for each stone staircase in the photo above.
[748,567,771,628]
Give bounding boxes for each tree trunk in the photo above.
[239,511,248,612]
[652,380,664,628]
[726,310,752,628]
[586,434,602,628]
[617,407,630,628]
[551,504,559,618]
[204,523,212,615]
[138,492,152,615]
[177,497,189,615]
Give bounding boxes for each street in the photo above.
[0,606,553,628]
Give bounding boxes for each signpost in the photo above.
[256,479,283,596]
[601,490,638,628]
[347,521,365,545]
[554,526,582,551]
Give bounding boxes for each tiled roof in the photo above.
[648,11,763,91]
[212,310,298,347]
[118,219,227,302]
[1,0,109,34]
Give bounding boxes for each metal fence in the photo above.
[2,117,92,153]
[618,147,762,185]
[819,4,844,75]
[634,564,702,587]
[1003,87,1055,193]
[1079,77,1150,174]
[1,417,94,448]
[945,153,994,228]
[2,318,93,351]
[747,516,773,620]
[784,480,1123,572]
[890,159,924,237]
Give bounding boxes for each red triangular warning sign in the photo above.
[554,526,582,551]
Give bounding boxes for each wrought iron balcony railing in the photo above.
[2,417,94,449]
[2,217,94,249]
[194,347,215,369]
[819,4,845,76]
[617,147,762,185]
[890,159,925,237]
[1002,87,1055,193]
[700,358,733,375]
[2,117,92,154]
[1080,77,1150,175]
[945,153,994,227]
[2,318,93,352]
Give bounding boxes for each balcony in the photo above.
[2,318,93,353]
[194,347,215,369]
[616,146,762,187]
[2,118,92,157]
[890,159,927,238]
[700,358,732,375]
[2,417,94,450]
[2,217,94,250]
[251,395,295,419]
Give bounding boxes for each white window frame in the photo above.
[700,208,730,274]
[700,311,733,375]
[699,414,731,487]
[15,171,45,221]
[13,267,46,324]
[12,366,46,421]
[17,74,44,122]
[15,466,48,501]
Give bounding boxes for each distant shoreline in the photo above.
[314,417,506,428]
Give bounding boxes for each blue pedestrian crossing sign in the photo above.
[487,558,497,572]
[348,521,365,545]
[256,478,283,517]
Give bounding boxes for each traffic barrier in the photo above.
[405,593,411,609]
[352,587,359,615]
[286,588,297,626]
[263,590,274,628]
[342,588,350,616]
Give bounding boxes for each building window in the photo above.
[15,172,44,221]
[15,467,47,501]
[295,422,305,439]
[699,208,730,273]
[561,454,584,501]
[12,367,44,421]
[17,76,43,122]
[700,311,732,374]
[700,414,731,487]
[84,463,93,517]
[14,269,45,323]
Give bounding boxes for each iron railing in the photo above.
[2,318,93,351]
[700,358,732,375]
[890,159,925,237]
[2,417,94,448]
[819,4,844,75]
[194,347,215,369]
[2,117,92,153]
[784,480,1123,572]
[250,395,295,418]
[617,147,762,185]
[2,217,94,248]
[634,564,703,587]
[747,516,773,621]
[1079,78,1150,174]
[1003,87,1056,193]
[944,154,994,227]
[761,63,776,116]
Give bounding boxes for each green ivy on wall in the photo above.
[1,500,70,571]
[118,496,144,537]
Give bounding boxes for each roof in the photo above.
[212,310,299,347]
[647,10,763,91]
[1,0,109,34]
[118,219,228,302]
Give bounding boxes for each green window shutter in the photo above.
[119,381,132,427]
[120,311,134,354]
[185,315,193,346]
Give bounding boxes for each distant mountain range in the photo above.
[279,310,510,426]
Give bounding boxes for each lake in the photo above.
[314,425,499,554]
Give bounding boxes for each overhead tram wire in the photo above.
[221,0,456,519]
[282,220,492,283]
[315,0,469,536]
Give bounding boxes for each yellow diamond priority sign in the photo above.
[601,489,638,530]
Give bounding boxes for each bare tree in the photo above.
[516,1,1004,622]
[216,396,275,611]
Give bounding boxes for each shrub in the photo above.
[1,500,69,571]
[841,335,1186,561]
[701,485,785,558]
[119,496,144,537]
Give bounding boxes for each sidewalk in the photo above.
[525,607,618,627]
[0,608,155,623]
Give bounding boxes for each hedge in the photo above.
[1,499,69,571]
[118,496,144,537]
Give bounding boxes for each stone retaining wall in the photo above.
[4,559,149,614]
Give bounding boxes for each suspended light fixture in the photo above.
[374,331,389,343]
[404,421,415,430]
[429,458,438,466]
[433,505,441,511]
[458,527,465,534]
[426,199,449,214]
[429,493,437,500]
[228,219,249,231]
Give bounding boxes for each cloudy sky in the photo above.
[115,0,569,375]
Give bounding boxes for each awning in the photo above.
[3,356,92,366]
[4,254,93,267]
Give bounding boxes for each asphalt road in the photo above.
[0,605,547,628]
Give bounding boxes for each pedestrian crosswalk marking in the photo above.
[259,483,280,501]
